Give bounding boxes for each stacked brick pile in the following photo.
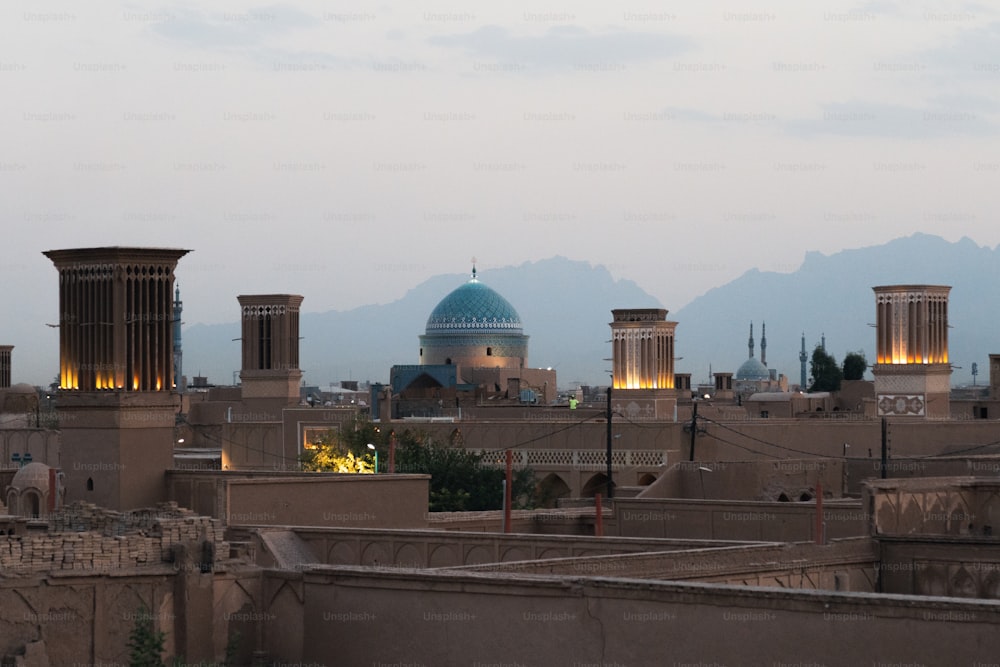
[0,501,228,576]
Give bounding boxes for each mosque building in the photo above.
[389,266,556,417]
[734,322,787,398]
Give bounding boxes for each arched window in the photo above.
[486,347,493,356]
[26,492,40,519]
[86,477,94,491]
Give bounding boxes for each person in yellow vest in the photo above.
[568,397,578,409]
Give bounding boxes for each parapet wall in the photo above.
[270,565,1000,665]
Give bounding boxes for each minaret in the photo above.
[760,322,767,367]
[821,333,826,352]
[748,322,755,359]
[799,333,808,388]
[173,285,183,392]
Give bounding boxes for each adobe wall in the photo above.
[409,416,1000,461]
[0,502,260,665]
[0,568,262,665]
[615,497,867,541]
[643,458,846,501]
[878,537,1000,598]
[866,477,1000,599]
[273,566,1000,666]
[455,537,878,592]
[1,502,227,575]
[167,470,430,528]
[242,525,740,569]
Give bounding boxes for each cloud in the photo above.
[151,4,320,50]
[428,25,691,69]
[783,100,995,138]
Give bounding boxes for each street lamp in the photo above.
[367,443,378,474]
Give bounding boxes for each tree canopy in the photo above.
[809,346,843,392]
[842,351,868,381]
[300,418,536,512]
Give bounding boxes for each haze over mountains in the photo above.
[183,234,998,390]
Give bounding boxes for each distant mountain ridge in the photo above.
[673,233,999,387]
[182,235,999,390]
[182,257,659,389]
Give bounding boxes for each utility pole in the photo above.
[880,417,888,479]
[606,386,614,498]
[688,400,699,461]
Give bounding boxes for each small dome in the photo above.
[10,462,51,492]
[425,278,523,335]
[736,357,770,381]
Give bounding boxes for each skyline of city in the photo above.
[4,1,1000,383]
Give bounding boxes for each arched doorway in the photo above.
[536,473,571,508]
[581,473,611,498]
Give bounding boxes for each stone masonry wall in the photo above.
[0,501,227,575]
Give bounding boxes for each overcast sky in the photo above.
[2,0,999,385]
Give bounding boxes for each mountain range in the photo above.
[182,233,999,390]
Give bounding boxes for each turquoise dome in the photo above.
[425,278,523,334]
[736,357,770,381]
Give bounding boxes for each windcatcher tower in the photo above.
[872,285,952,418]
[610,308,678,419]
[237,294,303,406]
[43,246,189,510]
[0,345,11,388]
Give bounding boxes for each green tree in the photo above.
[127,605,166,667]
[842,350,868,381]
[809,346,843,392]
[300,427,375,473]
[305,417,536,511]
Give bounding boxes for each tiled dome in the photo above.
[736,357,770,381]
[425,277,523,334]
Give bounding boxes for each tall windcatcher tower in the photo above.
[237,294,304,406]
[872,284,952,418]
[0,345,11,388]
[609,308,678,419]
[43,247,189,510]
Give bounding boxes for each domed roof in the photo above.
[425,275,523,335]
[736,357,770,381]
[10,462,51,491]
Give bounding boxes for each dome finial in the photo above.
[471,256,478,281]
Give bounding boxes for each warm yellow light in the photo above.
[132,376,139,390]
[156,377,162,390]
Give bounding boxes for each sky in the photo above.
[2,0,1000,386]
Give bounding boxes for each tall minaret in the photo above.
[799,333,808,388]
[747,322,755,359]
[760,322,767,367]
[173,285,183,391]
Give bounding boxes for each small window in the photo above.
[486,347,493,356]
[86,478,94,491]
